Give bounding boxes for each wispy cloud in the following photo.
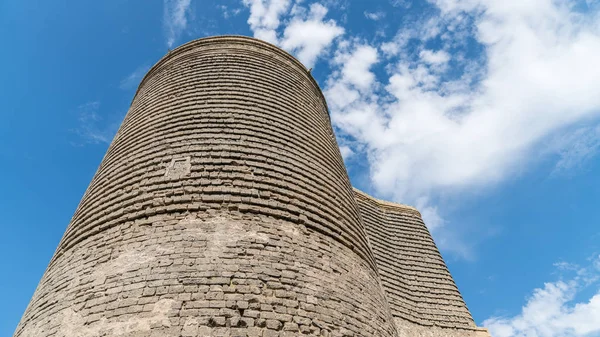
[119,64,151,90]
[218,5,242,19]
[339,145,354,161]
[389,0,410,9]
[364,11,386,21]
[163,0,192,48]
[550,125,600,175]
[72,102,120,146]
[484,255,600,336]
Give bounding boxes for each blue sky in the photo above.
[2,0,600,336]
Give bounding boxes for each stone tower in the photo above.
[15,36,490,337]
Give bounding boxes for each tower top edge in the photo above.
[176,35,310,71]
[353,187,422,216]
[133,35,329,116]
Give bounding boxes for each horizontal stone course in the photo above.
[15,36,490,337]
[14,36,398,337]
[354,189,482,332]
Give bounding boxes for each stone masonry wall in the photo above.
[354,189,490,336]
[14,36,398,337]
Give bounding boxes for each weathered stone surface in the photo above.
[14,36,489,337]
[14,36,397,337]
[354,189,490,336]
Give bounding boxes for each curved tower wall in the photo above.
[14,36,398,336]
[354,190,490,336]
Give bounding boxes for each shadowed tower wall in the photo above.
[14,36,399,337]
[354,190,490,336]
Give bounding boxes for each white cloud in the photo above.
[415,196,444,231]
[364,11,386,21]
[483,256,600,337]
[242,1,343,67]
[380,41,401,57]
[119,65,150,90]
[242,0,291,44]
[219,5,242,19]
[390,0,411,8]
[550,125,600,175]
[419,49,450,65]
[331,43,378,93]
[72,102,118,145]
[378,16,444,59]
[325,0,600,218]
[339,145,354,160]
[237,0,600,257]
[325,44,376,93]
[163,0,192,48]
[280,3,344,67]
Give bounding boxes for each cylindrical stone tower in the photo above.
[15,36,398,337]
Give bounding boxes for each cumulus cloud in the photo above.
[419,49,450,65]
[339,145,355,161]
[242,1,343,67]
[483,256,600,337]
[280,3,344,67]
[242,0,291,44]
[238,0,600,256]
[326,0,600,213]
[325,43,377,111]
[163,0,192,48]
